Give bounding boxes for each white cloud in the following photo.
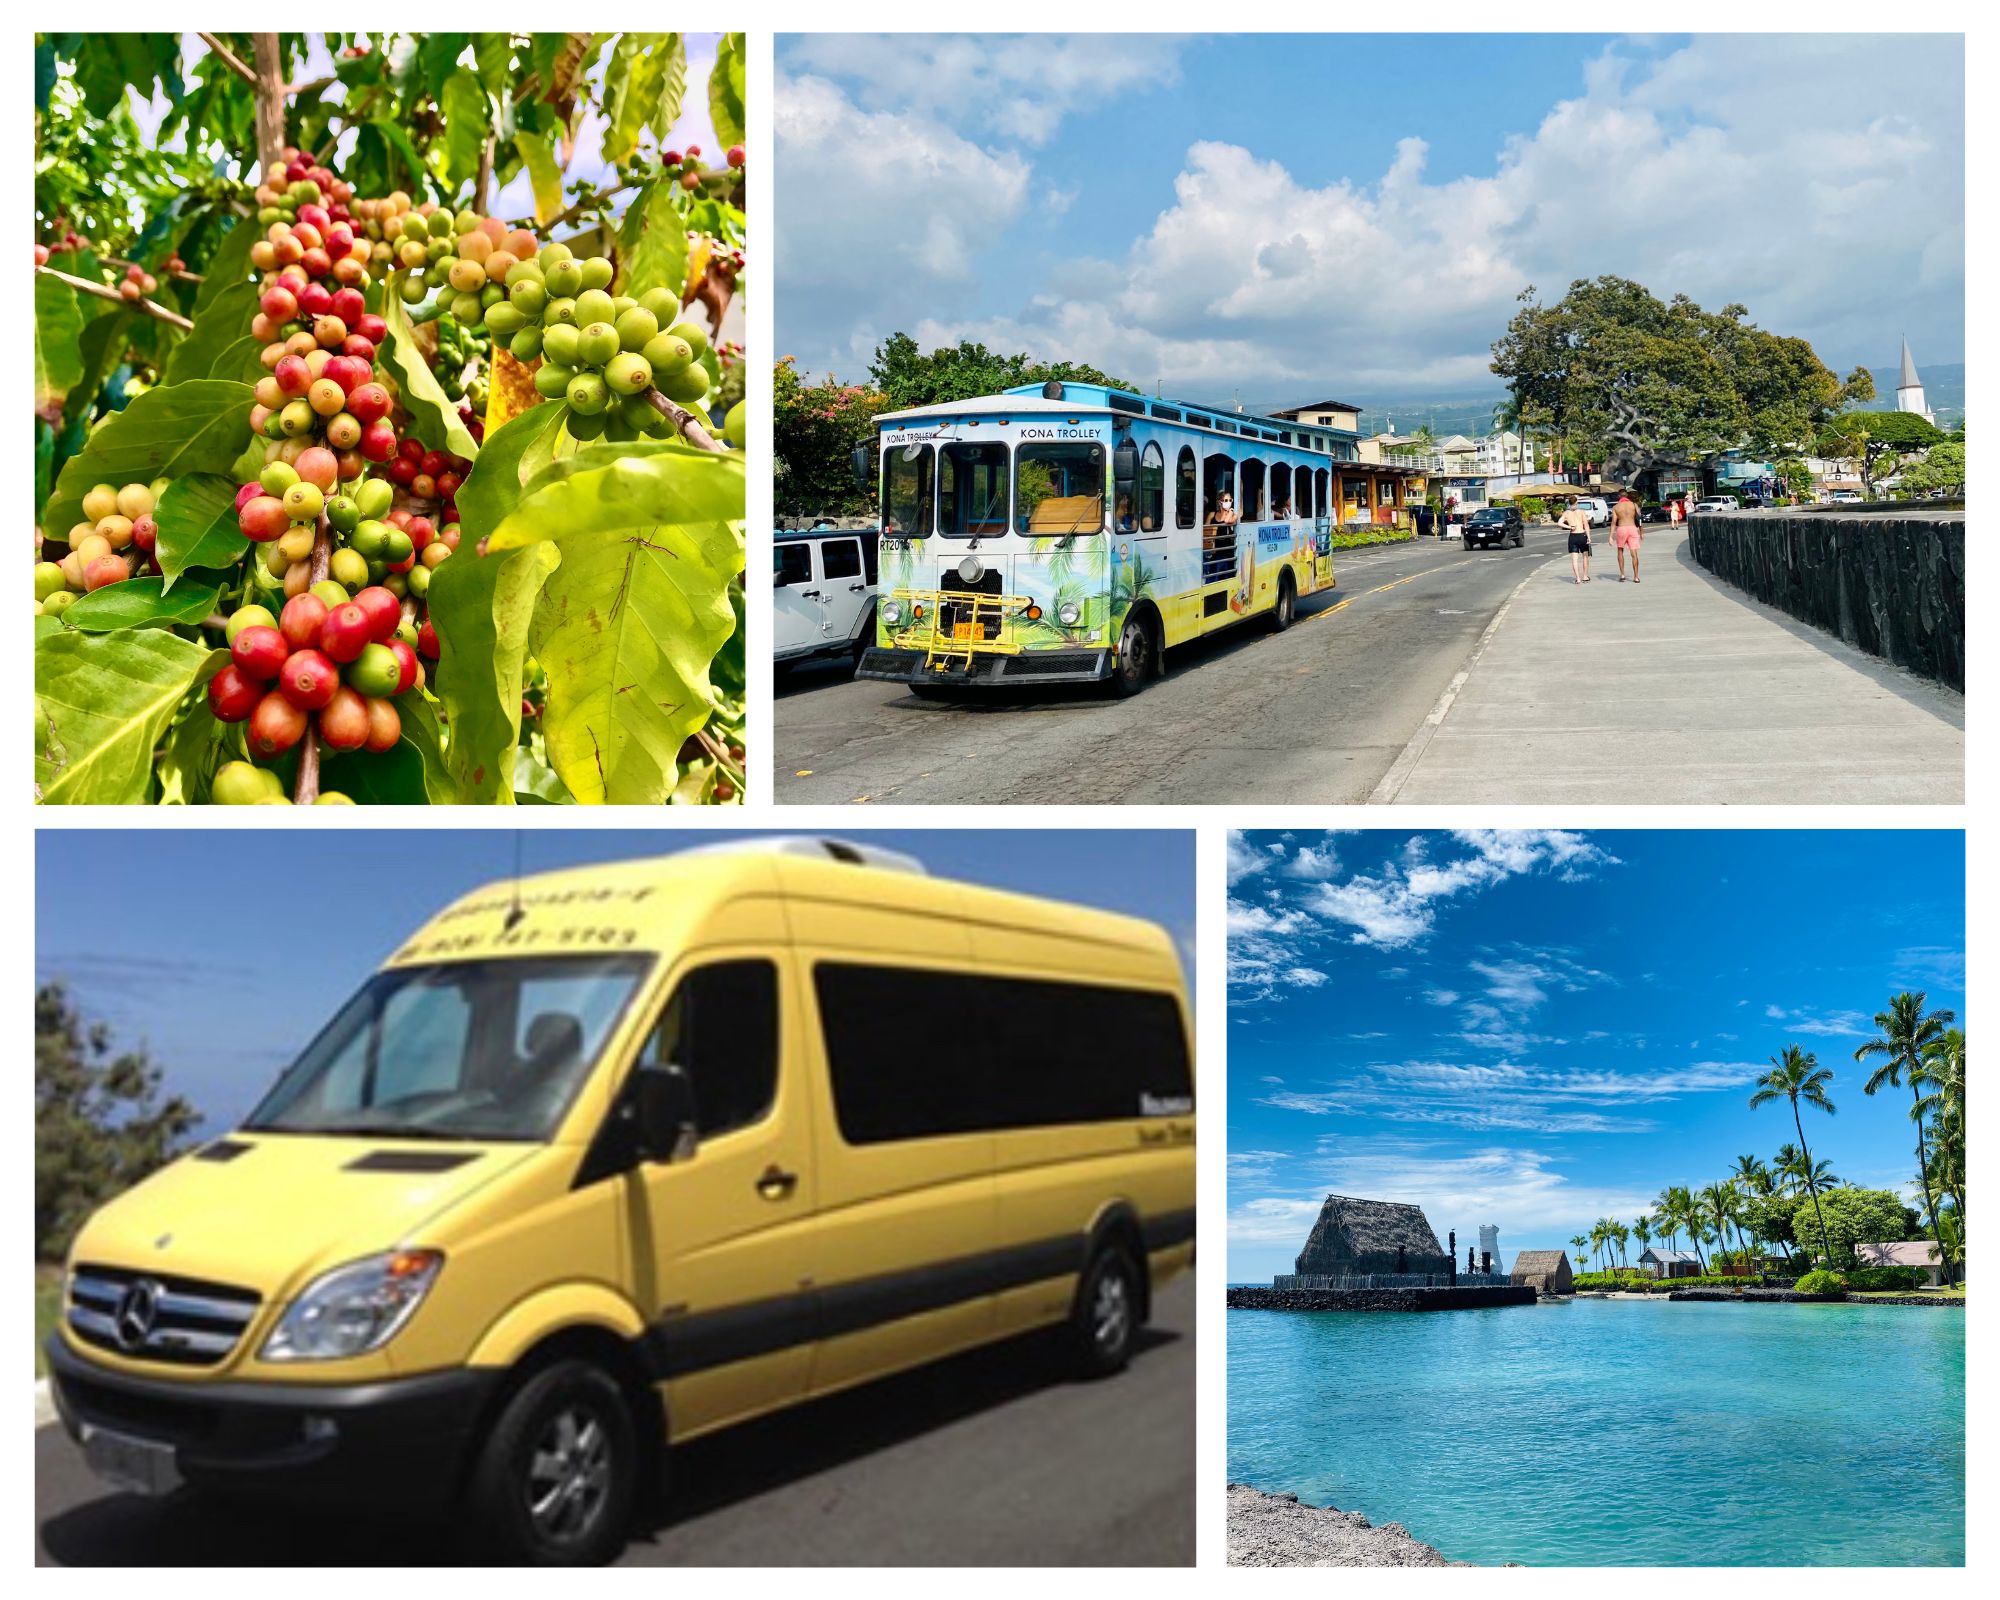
[1227,1141,1658,1253]
[774,72,1029,375]
[1764,1004,1874,1038]
[783,34,1189,148]
[785,35,1962,392]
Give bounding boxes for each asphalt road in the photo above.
[775,530,1570,803]
[36,1273,1194,1567]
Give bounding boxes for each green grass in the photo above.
[35,1263,63,1376]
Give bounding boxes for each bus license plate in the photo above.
[81,1425,182,1497]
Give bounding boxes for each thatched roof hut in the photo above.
[1294,1194,1451,1277]
[1511,1250,1575,1295]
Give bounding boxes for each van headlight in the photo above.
[881,598,903,626]
[1057,601,1081,626]
[261,1249,443,1362]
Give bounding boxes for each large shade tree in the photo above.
[1490,276,1874,486]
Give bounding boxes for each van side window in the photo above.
[821,539,861,581]
[1175,446,1197,530]
[775,543,812,587]
[813,964,1193,1143]
[643,961,780,1139]
[862,533,878,586]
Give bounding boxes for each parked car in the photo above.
[1640,501,1669,523]
[1461,504,1526,549]
[1574,496,1611,528]
[775,526,878,669]
[1826,489,1863,504]
[1692,496,1740,513]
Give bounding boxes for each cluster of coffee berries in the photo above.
[208,759,353,805]
[362,197,543,321]
[660,145,713,191]
[432,314,489,407]
[235,453,458,604]
[117,261,160,300]
[35,481,163,613]
[251,154,355,234]
[207,582,424,764]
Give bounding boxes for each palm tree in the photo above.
[1856,992,1954,1280]
[1652,1189,1681,1249]
[1698,1184,1735,1275]
[1612,1220,1631,1271]
[1633,1214,1653,1263]
[1914,1028,1965,1224]
[1751,1046,1837,1264]
[1772,1143,1804,1195]
[1570,1234,1590,1271]
[1729,1155,1771,1264]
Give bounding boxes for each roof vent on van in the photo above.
[680,836,929,875]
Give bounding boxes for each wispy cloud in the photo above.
[1228,830,1620,1005]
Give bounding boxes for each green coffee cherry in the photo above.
[605,351,652,395]
[576,322,620,368]
[510,325,545,362]
[534,362,576,399]
[573,288,616,327]
[642,333,694,379]
[566,372,611,415]
[542,323,582,367]
[615,307,659,351]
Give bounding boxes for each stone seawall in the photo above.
[1226,1285,1536,1312]
[1686,508,1964,689]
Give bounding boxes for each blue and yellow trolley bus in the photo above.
[856,381,1371,696]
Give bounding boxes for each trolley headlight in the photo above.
[881,599,904,626]
[1057,601,1081,626]
[261,1249,443,1362]
[957,555,984,583]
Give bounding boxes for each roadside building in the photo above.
[1270,398,1365,434]
[1639,1247,1702,1279]
[1855,1241,1945,1287]
[1510,1250,1575,1297]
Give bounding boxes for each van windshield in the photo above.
[243,955,654,1142]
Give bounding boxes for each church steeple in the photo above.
[1895,338,1933,425]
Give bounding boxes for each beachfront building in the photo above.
[1289,1194,1453,1281]
[1639,1247,1702,1279]
[1856,1241,1946,1287]
[1510,1250,1575,1297]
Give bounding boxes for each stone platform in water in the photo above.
[1227,1284,1535,1312]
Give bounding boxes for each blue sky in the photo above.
[776,33,1965,408]
[37,829,1193,1135]
[1226,829,1965,1284]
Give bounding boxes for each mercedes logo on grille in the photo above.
[114,1278,162,1351]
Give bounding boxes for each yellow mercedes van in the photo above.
[46,837,1196,1564]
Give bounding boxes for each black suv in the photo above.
[1462,504,1525,549]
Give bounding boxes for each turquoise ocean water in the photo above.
[1227,1296,1964,1565]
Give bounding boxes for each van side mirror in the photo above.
[850,443,870,489]
[634,1064,698,1164]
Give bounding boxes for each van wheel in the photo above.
[1269,572,1297,632]
[1110,613,1153,698]
[1070,1244,1142,1377]
[468,1360,637,1566]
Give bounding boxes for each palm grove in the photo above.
[1569,991,1965,1289]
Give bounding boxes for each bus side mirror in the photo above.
[635,1064,698,1164]
[850,444,870,489]
[1113,441,1137,482]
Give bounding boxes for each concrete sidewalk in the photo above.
[1376,526,1963,803]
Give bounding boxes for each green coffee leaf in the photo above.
[37,628,225,804]
[531,525,739,804]
[379,295,479,461]
[34,273,85,419]
[426,541,562,803]
[41,378,255,537]
[709,33,746,151]
[62,575,222,633]
[487,439,745,551]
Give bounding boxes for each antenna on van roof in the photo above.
[503,832,527,931]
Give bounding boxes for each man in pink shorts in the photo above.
[1610,493,1643,582]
